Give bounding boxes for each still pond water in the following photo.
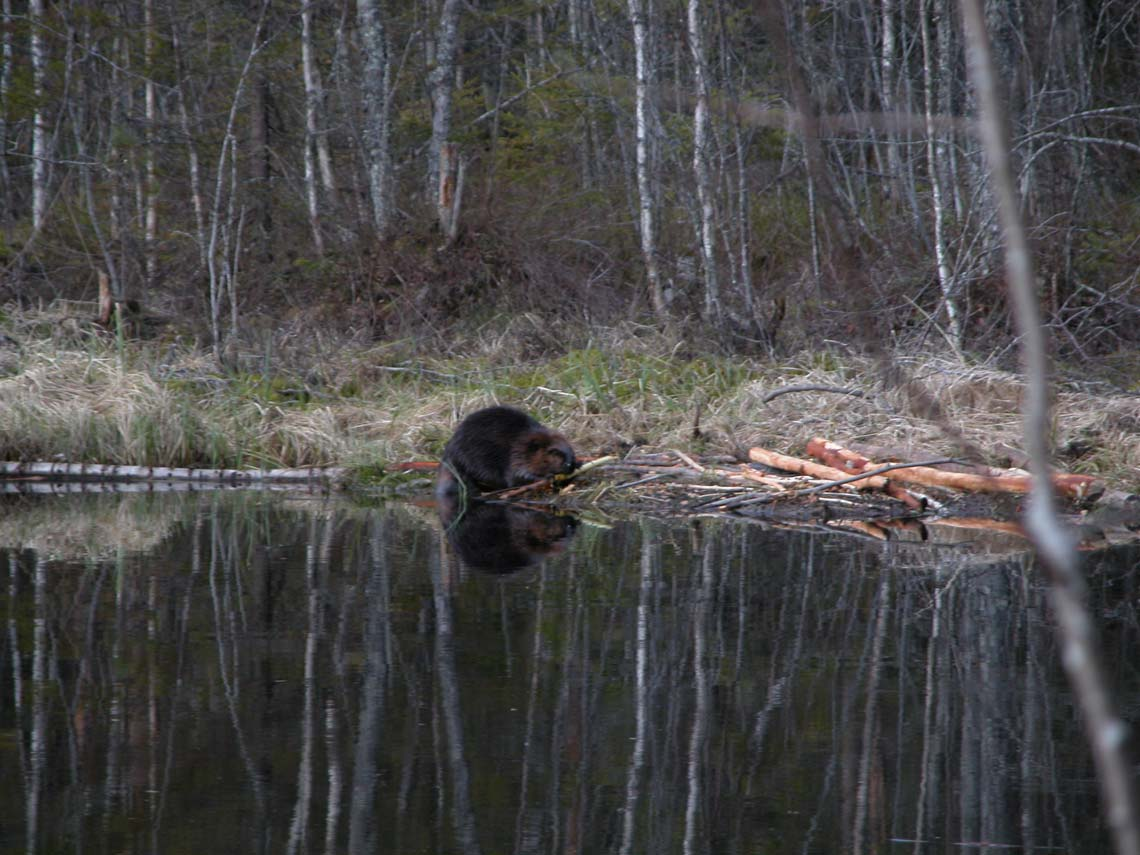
[0,489,1137,854]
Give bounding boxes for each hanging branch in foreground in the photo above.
[961,1,1140,852]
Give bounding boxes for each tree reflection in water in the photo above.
[0,490,1135,854]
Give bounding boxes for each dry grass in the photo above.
[0,306,1136,489]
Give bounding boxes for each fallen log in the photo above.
[805,438,925,510]
[748,447,888,490]
[805,438,1104,503]
[0,461,346,484]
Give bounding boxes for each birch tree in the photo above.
[0,0,12,225]
[687,0,719,321]
[30,0,48,233]
[357,0,393,235]
[921,0,961,349]
[144,0,159,290]
[426,0,462,213]
[628,0,666,319]
[301,0,326,254]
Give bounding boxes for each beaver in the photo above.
[436,405,577,498]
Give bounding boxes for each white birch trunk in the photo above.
[426,0,462,206]
[357,0,393,235]
[687,0,719,321]
[301,0,326,254]
[937,0,963,219]
[879,0,902,200]
[921,0,962,349]
[144,0,158,290]
[0,0,12,221]
[732,121,753,318]
[30,0,48,233]
[628,0,666,317]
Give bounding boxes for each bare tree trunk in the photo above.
[936,0,963,219]
[357,0,393,235]
[628,0,666,319]
[109,34,133,302]
[961,5,1140,855]
[305,16,337,203]
[248,73,271,252]
[144,0,159,292]
[207,5,268,358]
[170,7,208,272]
[301,0,326,255]
[70,68,121,307]
[426,0,462,207]
[687,0,719,323]
[248,0,271,256]
[437,141,463,245]
[0,0,12,227]
[921,0,962,350]
[879,0,902,204]
[30,0,48,233]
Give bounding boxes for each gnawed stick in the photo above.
[748,447,888,490]
[482,455,618,499]
[804,438,1104,501]
[805,438,925,510]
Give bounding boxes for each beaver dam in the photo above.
[2,436,1134,549]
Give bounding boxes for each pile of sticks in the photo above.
[560,438,1104,523]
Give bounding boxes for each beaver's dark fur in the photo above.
[436,405,577,497]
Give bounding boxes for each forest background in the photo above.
[0,0,1137,484]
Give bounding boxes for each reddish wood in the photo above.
[98,271,113,325]
[748,447,887,490]
[806,437,871,472]
[806,437,925,509]
[808,437,1103,502]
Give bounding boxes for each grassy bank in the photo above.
[0,306,1137,491]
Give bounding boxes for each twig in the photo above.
[761,384,866,404]
[672,449,705,472]
[800,458,962,495]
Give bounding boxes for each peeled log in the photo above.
[748,447,888,490]
[806,437,1103,502]
[806,438,925,510]
[806,438,873,472]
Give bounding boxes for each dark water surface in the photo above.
[1,490,1138,854]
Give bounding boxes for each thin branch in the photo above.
[761,385,866,404]
[961,4,1140,855]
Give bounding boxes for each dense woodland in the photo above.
[0,0,1138,361]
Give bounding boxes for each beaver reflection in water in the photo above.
[439,499,579,575]
[436,405,577,498]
